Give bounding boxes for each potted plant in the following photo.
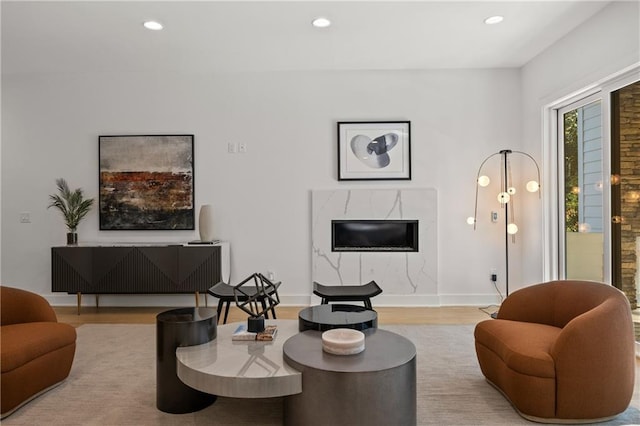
[48,178,94,245]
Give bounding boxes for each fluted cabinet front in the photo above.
[51,245,221,294]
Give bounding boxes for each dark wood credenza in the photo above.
[52,244,222,314]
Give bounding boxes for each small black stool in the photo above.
[208,277,281,324]
[313,280,382,309]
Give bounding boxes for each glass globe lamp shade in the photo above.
[466,216,475,225]
[507,187,516,195]
[478,175,490,187]
[526,180,540,192]
[497,192,510,204]
[507,223,518,234]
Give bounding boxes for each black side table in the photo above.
[156,307,217,413]
[298,304,378,332]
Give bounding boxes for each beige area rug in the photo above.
[3,324,639,426]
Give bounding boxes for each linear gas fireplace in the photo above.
[332,220,419,252]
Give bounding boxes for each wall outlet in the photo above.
[238,143,247,153]
[491,211,499,223]
[227,142,237,153]
[267,271,275,281]
[490,268,498,283]
[20,212,31,223]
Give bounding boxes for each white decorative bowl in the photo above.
[321,328,365,355]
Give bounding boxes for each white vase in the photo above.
[198,204,214,242]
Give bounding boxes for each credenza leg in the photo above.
[195,291,200,307]
[76,292,82,315]
[96,294,100,309]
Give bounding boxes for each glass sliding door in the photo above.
[611,80,640,312]
[559,97,604,281]
[556,77,639,343]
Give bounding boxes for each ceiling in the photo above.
[1,1,612,74]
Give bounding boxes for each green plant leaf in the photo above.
[47,178,94,232]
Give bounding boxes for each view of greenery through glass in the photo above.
[564,111,578,232]
[562,100,603,282]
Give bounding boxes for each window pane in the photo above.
[611,81,640,341]
[563,100,603,281]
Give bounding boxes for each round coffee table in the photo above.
[298,304,377,332]
[175,320,302,398]
[282,328,416,426]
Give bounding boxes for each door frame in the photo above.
[542,64,640,282]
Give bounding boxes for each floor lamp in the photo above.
[467,149,540,297]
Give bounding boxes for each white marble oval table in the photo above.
[176,319,302,398]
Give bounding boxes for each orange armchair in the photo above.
[474,280,635,423]
[1,286,76,418]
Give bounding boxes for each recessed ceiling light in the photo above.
[312,17,331,28]
[484,15,504,25]
[143,21,164,31]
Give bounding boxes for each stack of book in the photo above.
[232,324,278,341]
[231,324,257,341]
[257,325,278,341]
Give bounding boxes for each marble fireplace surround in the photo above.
[311,189,437,305]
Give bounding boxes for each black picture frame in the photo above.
[337,121,411,181]
[99,134,195,230]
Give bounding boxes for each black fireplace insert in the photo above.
[331,219,419,252]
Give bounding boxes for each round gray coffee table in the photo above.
[282,328,416,426]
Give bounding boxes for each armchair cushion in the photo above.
[474,320,560,378]
[1,323,76,373]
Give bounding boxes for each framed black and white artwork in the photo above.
[99,134,195,230]
[337,121,411,181]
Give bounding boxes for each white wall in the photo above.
[3,1,637,307]
[519,1,640,289]
[1,68,519,307]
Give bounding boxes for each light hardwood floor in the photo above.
[53,305,640,355]
[53,305,493,327]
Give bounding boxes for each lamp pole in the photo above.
[500,149,512,296]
